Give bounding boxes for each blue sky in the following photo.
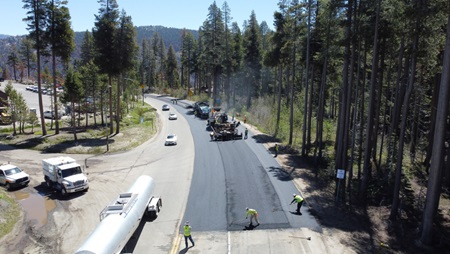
[2,0,279,36]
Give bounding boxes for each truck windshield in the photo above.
[61,167,82,177]
[5,167,22,175]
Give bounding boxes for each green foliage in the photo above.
[45,0,75,65]
[61,68,84,104]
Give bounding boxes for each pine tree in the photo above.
[166,45,179,88]
[243,11,262,109]
[23,0,48,135]
[93,0,120,134]
[61,68,84,141]
[45,0,74,134]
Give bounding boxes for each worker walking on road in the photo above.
[244,128,248,139]
[184,221,195,249]
[245,207,260,226]
[274,144,279,157]
[290,194,304,215]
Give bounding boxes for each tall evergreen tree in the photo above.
[201,1,225,105]
[45,0,74,134]
[114,9,138,134]
[243,11,262,109]
[18,37,35,82]
[23,0,48,135]
[7,46,19,81]
[93,0,119,134]
[166,45,179,88]
[61,67,84,141]
[80,30,95,65]
[180,31,197,93]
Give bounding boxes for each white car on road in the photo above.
[168,113,177,120]
[165,134,177,146]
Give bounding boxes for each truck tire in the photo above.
[45,177,52,188]
[5,183,11,190]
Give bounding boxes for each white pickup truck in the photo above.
[42,157,89,196]
[0,163,30,190]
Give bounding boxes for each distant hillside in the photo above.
[0,25,198,72]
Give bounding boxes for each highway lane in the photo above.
[169,98,321,233]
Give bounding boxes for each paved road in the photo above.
[0,88,340,253]
[149,96,325,253]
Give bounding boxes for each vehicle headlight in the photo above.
[7,179,16,183]
[62,181,72,186]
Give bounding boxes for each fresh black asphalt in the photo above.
[157,97,321,233]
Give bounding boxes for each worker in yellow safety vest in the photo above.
[245,207,260,226]
[290,194,304,215]
[183,221,195,249]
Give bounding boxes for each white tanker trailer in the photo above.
[75,175,162,254]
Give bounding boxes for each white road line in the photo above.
[228,231,231,254]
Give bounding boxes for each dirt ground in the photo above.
[245,123,450,254]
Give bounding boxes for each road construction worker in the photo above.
[274,144,279,157]
[244,128,248,139]
[245,207,260,226]
[290,194,304,215]
[183,221,195,249]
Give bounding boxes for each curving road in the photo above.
[0,88,331,253]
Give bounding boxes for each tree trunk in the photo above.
[390,13,420,221]
[274,66,282,137]
[358,43,367,182]
[302,0,313,156]
[109,75,113,134]
[307,64,314,151]
[289,43,296,146]
[116,76,121,134]
[419,13,450,246]
[423,74,440,171]
[335,0,353,202]
[71,101,77,141]
[316,57,327,161]
[360,0,380,200]
[389,61,414,221]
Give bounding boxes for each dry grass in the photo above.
[0,190,21,239]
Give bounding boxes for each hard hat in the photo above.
[293,194,297,197]
[246,207,249,210]
[185,221,189,225]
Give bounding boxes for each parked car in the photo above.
[43,110,62,119]
[168,113,177,120]
[0,163,30,190]
[165,134,178,146]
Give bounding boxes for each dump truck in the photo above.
[193,101,210,119]
[42,156,89,196]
